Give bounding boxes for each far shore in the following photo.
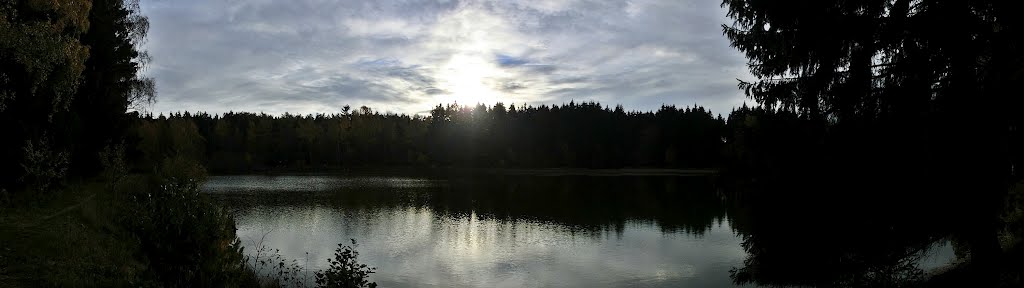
[208,167,719,177]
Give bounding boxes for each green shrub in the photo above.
[118,155,379,287]
[121,156,255,287]
[247,240,312,287]
[1002,183,1024,250]
[155,155,208,188]
[19,137,70,194]
[244,235,377,288]
[315,239,377,288]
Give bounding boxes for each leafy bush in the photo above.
[99,143,129,187]
[155,155,208,188]
[116,155,379,287]
[20,137,70,193]
[242,234,376,288]
[121,156,255,287]
[315,239,377,288]
[1002,183,1024,250]
[0,188,8,209]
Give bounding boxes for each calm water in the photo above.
[203,174,954,287]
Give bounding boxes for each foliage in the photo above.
[240,234,377,288]
[70,0,155,176]
[0,0,155,192]
[121,157,252,287]
[19,136,70,193]
[315,240,377,288]
[721,0,1024,285]
[1002,183,1024,250]
[0,0,91,192]
[247,237,313,288]
[721,0,1021,123]
[0,0,91,115]
[131,102,726,173]
[156,155,208,187]
[99,142,129,187]
[262,252,309,287]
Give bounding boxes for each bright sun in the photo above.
[436,54,502,106]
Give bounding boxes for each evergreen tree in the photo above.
[71,0,154,175]
[722,0,1024,282]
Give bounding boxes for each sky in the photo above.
[141,0,753,116]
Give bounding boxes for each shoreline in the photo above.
[207,167,719,177]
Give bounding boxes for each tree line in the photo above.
[129,102,727,174]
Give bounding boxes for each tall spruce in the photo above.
[722,0,1024,281]
[71,0,154,175]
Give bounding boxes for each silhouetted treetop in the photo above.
[130,102,726,173]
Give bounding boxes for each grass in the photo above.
[0,180,144,287]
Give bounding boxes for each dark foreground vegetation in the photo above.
[0,155,377,287]
[0,0,376,287]
[2,0,1023,287]
[716,0,1024,286]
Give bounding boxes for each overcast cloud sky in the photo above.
[141,0,752,116]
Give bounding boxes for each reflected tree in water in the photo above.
[209,175,730,237]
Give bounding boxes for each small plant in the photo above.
[244,233,376,288]
[20,137,70,193]
[0,188,8,210]
[315,239,377,288]
[1000,183,1024,250]
[156,155,208,189]
[246,231,311,287]
[99,143,128,191]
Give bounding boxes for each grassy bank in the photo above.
[0,157,376,287]
[0,180,145,286]
[0,166,260,287]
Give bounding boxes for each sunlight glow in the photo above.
[425,6,518,107]
[436,54,503,106]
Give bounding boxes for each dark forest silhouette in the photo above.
[0,0,155,192]
[720,0,1024,286]
[129,103,725,173]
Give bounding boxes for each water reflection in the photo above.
[204,174,954,287]
[207,175,730,235]
[205,175,746,287]
[724,173,959,287]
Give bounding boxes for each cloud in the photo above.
[141,0,752,116]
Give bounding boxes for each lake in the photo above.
[203,173,954,287]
